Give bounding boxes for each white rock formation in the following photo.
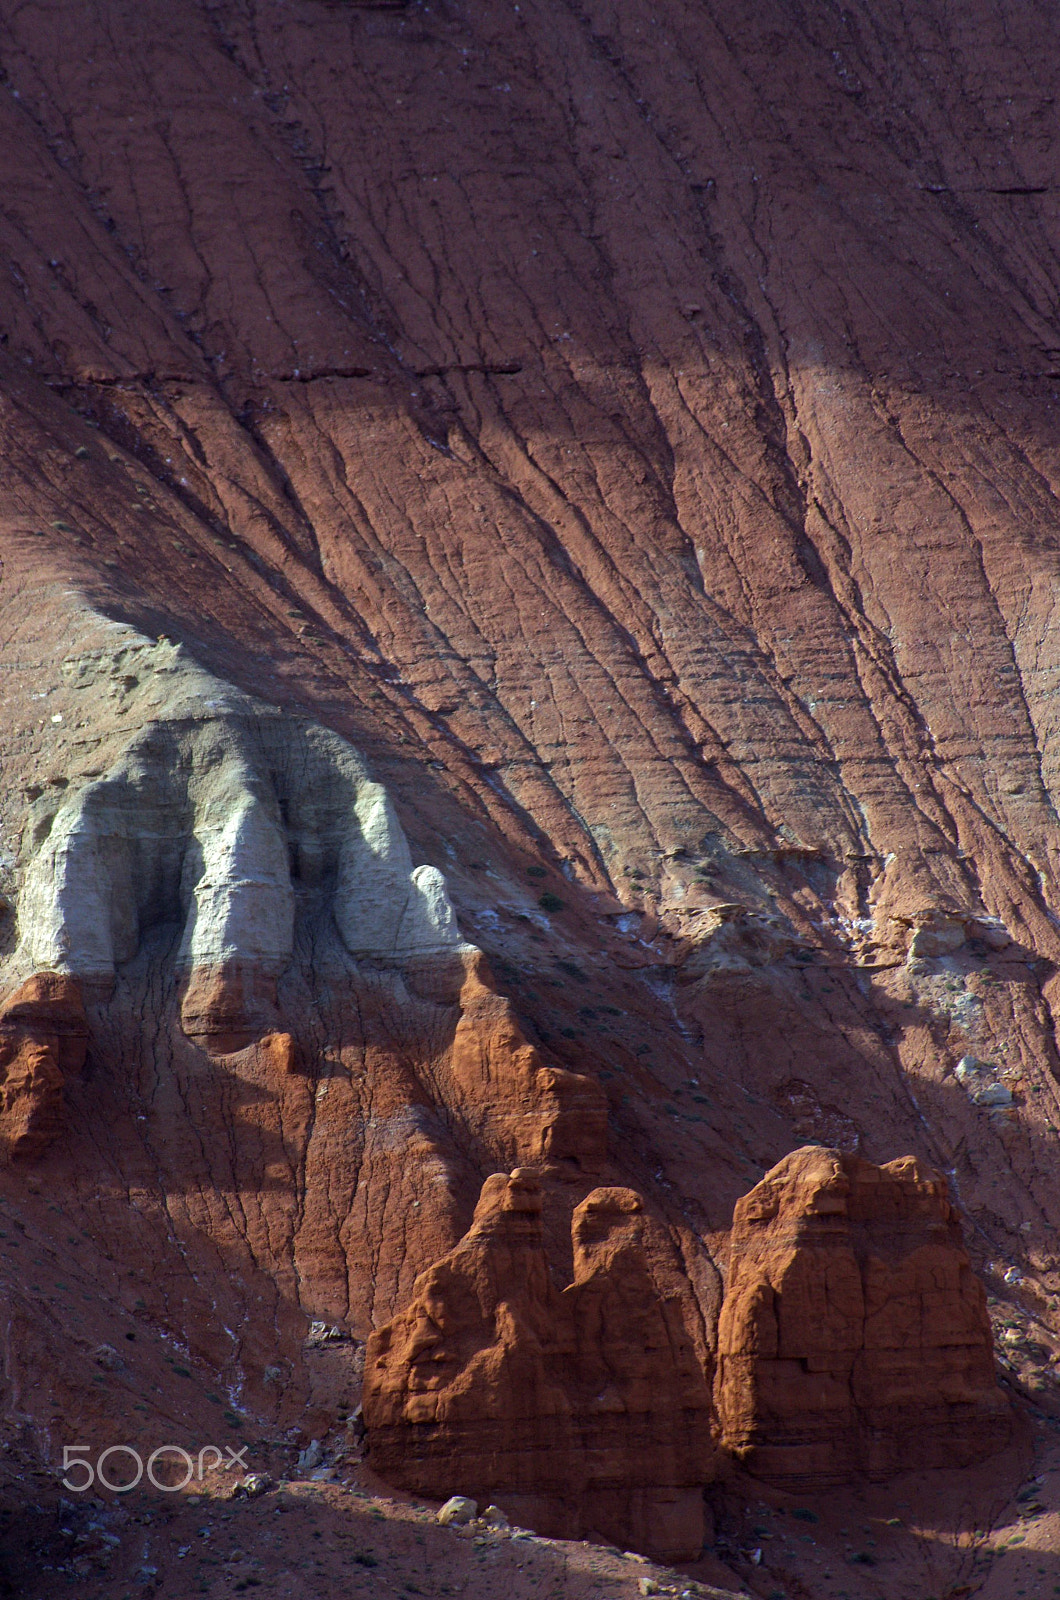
[177,783,296,972]
[335,784,464,956]
[11,625,468,988]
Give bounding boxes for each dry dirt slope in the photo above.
[1,0,1060,1595]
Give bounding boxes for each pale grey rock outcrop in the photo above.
[10,621,469,992]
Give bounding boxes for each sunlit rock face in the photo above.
[0,618,607,1399]
[715,1146,1013,1485]
[364,1169,715,1563]
[0,0,1056,1574]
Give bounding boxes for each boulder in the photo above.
[437,1496,478,1526]
[296,1439,324,1475]
[973,1084,1014,1109]
[907,916,967,959]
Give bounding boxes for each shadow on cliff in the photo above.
[702,1434,1050,1600]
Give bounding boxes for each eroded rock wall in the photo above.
[0,973,87,1159]
[0,610,614,1456]
[13,631,466,1005]
[0,0,1053,1572]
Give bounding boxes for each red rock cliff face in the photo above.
[364,1168,714,1562]
[716,1147,1013,1484]
[0,0,1051,1565]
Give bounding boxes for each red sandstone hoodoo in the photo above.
[364,1148,1010,1555]
[715,1146,1012,1484]
[363,1168,715,1563]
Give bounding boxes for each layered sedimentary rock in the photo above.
[0,3,1057,1585]
[4,621,605,1178]
[0,973,87,1158]
[0,612,613,1447]
[715,1147,1012,1483]
[364,1169,713,1561]
[15,634,467,1032]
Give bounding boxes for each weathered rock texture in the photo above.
[0,610,629,1523]
[0,973,87,1158]
[716,1147,1013,1483]
[0,0,1052,1582]
[12,630,469,1047]
[364,1168,713,1561]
